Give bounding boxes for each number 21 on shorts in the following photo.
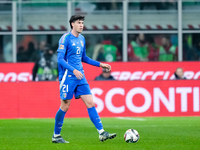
[62,84,68,92]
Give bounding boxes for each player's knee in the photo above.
[60,105,70,112]
[60,100,71,111]
[86,101,95,108]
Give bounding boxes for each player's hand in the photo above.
[100,63,111,72]
[73,69,84,80]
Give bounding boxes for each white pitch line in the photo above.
[116,117,146,121]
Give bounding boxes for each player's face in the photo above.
[72,19,84,33]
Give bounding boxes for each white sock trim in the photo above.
[54,133,61,137]
[98,129,105,134]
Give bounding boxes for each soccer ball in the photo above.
[124,129,139,143]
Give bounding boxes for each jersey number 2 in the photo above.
[76,47,80,54]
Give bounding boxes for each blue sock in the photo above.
[87,107,103,131]
[54,108,66,135]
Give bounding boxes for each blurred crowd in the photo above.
[90,33,200,62]
[17,41,49,62]
[0,33,199,64]
[127,34,178,62]
[16,40,58,81]
[8,33,200,64]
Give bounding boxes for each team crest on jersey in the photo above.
[63,93,67,98]
[59,44,64,49]
[80,41,84,47]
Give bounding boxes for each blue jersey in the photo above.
[57,32,100,82]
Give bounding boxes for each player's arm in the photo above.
[57,36,75,72]
[82,53,111,71]
[82,51,100,67]
[82,42,111,71]
[57,52,75,73]
[58,49,83,80]
[82,43,100,66]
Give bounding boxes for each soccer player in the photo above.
[52,15,117,143]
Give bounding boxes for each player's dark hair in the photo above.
[69,15,85,29]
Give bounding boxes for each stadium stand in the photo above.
[0,2,200,31]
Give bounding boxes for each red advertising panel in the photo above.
[0,80,199,118]
[83,61,200,81]
[91,80,200,117]
[0,63,34,82]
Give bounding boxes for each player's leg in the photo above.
[52,99,71,143]
[81,94,117,142]
[74,83,103,132]
[54,99,71,136]
[53,78,75,143]
[81,94,103,132]
[75,84,116,141]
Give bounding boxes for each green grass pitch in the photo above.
[0,117,200,150]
